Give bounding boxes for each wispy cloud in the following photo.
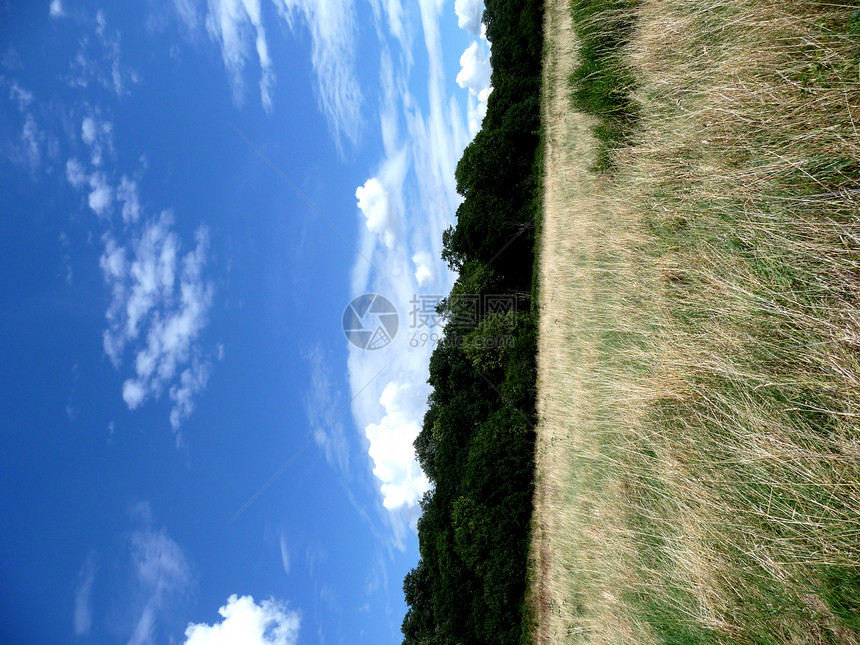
[204,0,275,112]
[169,358,211,434]
[20,113,44,170]
[184,595,301,645]
[304,344,352,481]
[0,77,55,173]
[65,11,134,96]
[172,0,363,148]
[65,156,117,218]
[49,0,65,18]
[7,80,33,111]
[273,0,363,150]
[81,112,114,166]
[73,552,97,636]
[279,535,291,576]
[127,518,192,645]
[172,0,202,32]
[116,175,142,224]
[344,0,489,527]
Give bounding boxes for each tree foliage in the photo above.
[401,0,543,642]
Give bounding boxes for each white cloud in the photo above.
[304,344,351,480]
[81,117,97,145]
[87,172,113,216]
[465,91,489,138]
[50,0,65,18]
[60,231,74,284]
[20,113,43,170]
[382,0,406,48]
[127,526,192,645]
[344,0,477,527]
[96,10,107,37]
[279,536,290,576]
[130,528,190,594]
[366,0,409,53]
[123,378,147,408]
[173,0,202,31]
[67,156,122,219]
[184,595,301,645]
[169,358,211,433]
[411,250,435,286]
[355,178,394,249]
[454,0,483,35]
[73,553,97,636]
[274,0,362,150]
[355,146,409,251]
[456,41,492,136]
[66,11,131,96]
[101,214,214,432]
[117,175,142,224]
[456,41,490,97]
[66,158,88,188]
[8,80,33,111]
[205,0,275,112]
[81,114,113,166]
[364,382,430,509]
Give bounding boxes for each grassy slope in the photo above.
[531,0,860,643]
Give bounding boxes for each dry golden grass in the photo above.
[530,0,860,643]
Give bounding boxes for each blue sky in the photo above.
[0,0,493,643]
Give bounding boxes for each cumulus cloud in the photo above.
[454,0,483,35]
[205,0,275,112]
[364,382,430,509]
[411,250,435,286]
[274,0,362,149]
[457,41,492,135]
[184,595,301,645]
[50,0,65,18]
[456,41,491,96]
[343,0,474,529]
[101,214,214,432]
[355,178,394,249]
[73,553,97,636]
[355,147,409,251]
[65,142,214,434]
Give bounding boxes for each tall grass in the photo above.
[532,0,860,643]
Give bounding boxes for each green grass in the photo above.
[536,0,860,642]
[568,0,639,170]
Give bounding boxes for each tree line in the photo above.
[401,0,544,642]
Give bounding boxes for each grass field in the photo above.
[530,0,860,643]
